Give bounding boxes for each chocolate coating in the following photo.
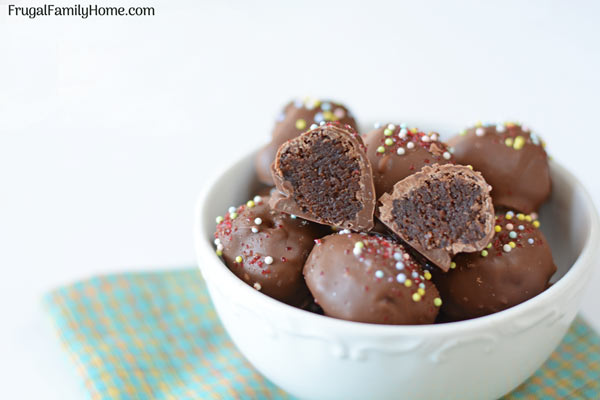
[448,123,551,213]
[379,164,495,271]
[256,99,357,185]
[270,123,376,231]
[432,211,556,321]
[363,124,454,198]
[214,195,326,307]
[304,232,441,325]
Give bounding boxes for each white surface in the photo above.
[1,1,599,399]
[196,151,598,400]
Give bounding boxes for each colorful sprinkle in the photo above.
[509,241,516,248]
[399,128,408,138]
[528,238,535,244]
[509,231,517,239]
[404,279,413,288]
[228,206,236,213]
[375,270,384,279]
[424,271,432,280]
[412,293,421,302]
[395,261,405,270]
[216,249,223,256]
[295,119,306,130]
[496,124,506,133]
[230,212,238,219]
[503,244,512,253]
[481,250,489,257]
[533,221,540,228]
[513,136,525,150]
[417,288,425,296]
[235,256,243,263]
[396,273,406,283]
[377,146,385,153]
[517,213,525,220]
[434,298,442,307]
[506,223,514,230]
[459,129,467,136]
[216,216,224,224]
[246,200,255,208]
[385,138,394,146]
[450,261,457,269]
[384,128,393,137]
[290,214,297,219]
[518,225,525,230]
[394,252,402,261]
[495,225,502,232]
[505,137,514,147]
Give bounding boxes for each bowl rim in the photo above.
[194,148,600,336]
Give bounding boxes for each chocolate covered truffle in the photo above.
[255,98,357,185]
[432,211,556,321]
[304,231,441,325]
[449,122,551,213]
[363,123,454,198]
[270,123,376,231]
[379,164,495,271]
[214,195,326,307]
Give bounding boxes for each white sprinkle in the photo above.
[394,252,402,261]
[449,146,455,154]
[506,211,515,217]
[519,225,525,230]
[254,217,262,225]
[319,121,325,126]
[214,238,221,245]
[503,244,512,253]
[253,282,262,290]
[475,127,485,137]
[228,206,236,213]
[530,133,540,145]
[253,195,262,203]
[430,133,438,141]
[419,282,425,289]
[443,151,451,160]
[403,253,410,260]
[310,123,318,130]
[412,271,418,278]
[396,273,406,283]
[264,256,274,265]
[375,270,384,279]
[251,227,258,233]
[395,261,405,270]
[290,214,297,219]
[528,238,534,244]
[399,128,408,138]
[387,123,396,130]
[407,142,415,149]
[217,244,224,251]
[374,122,381,129]
[421,135,430,142]
[509,231,517,239]
[496,124,506,133]
[400,123,407,129]
[353,247,362,256]
[522,125,530,132]
[339,229,350,234]
[396,147,405,155]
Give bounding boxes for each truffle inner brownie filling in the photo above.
[391,175,488,250]
[278,132,363,225]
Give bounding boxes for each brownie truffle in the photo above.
[448,122,551,213]
[432,211,556,321]
[379,164,495,271]
[363,123,454,198]
[270,123,376,231]
[255,98,357,185]
[214,195,326,307]
[304,232,441,325]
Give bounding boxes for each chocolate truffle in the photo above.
[363,123,454,197]
[255,98,357,185]
[304,231,441,325]
[379,164,495,271]
[432,211,556,321]
[214,194,326,307]
[448,122,551,213]
[270,123,376,231]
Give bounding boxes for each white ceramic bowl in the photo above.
[194,149,599,400]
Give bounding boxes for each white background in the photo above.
[1,1,599,398]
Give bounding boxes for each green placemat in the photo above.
[45,269,600,399]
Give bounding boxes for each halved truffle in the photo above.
[432,211,556,321]
[214,195,326,307]
[270,123,376,231]
[255,98,357,185]
[379,164,495,271]
[304,231,441,325]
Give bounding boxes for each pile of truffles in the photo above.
[213,98,557,324]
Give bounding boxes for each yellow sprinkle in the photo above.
[481,250,488,257]
[517,213,525,220]
[323,111,335,121]
[412,293,421,302]
[418,288,425,296]
[525,215,532,222]
[404,279,412,288]
[384,129,393,136]
[475,121,483,127]
[467,165,473,170]
[513,136,526,150]
[487,243,492,249]
[410,127,418,133]
[295,119,306,130]
[235,256,243,263]
[506,122,515,128]
[216,250,223,256]
[312,99,321,108]
[434,297,442,307]
[354,241,364,249]
[459,129,467,136]
[509,241,516,248]
[424,271,432,280]
[533,220,540,228]
[377,146,385,153]
[495,225,501,232]
[230,212,238,219]
[542,140,546,148]
[216,216,224,224]
[450,262,457,269]
[246,200,255,208]
[385,138,394,146]
[505,137,514,147]
[505,213,512,220]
